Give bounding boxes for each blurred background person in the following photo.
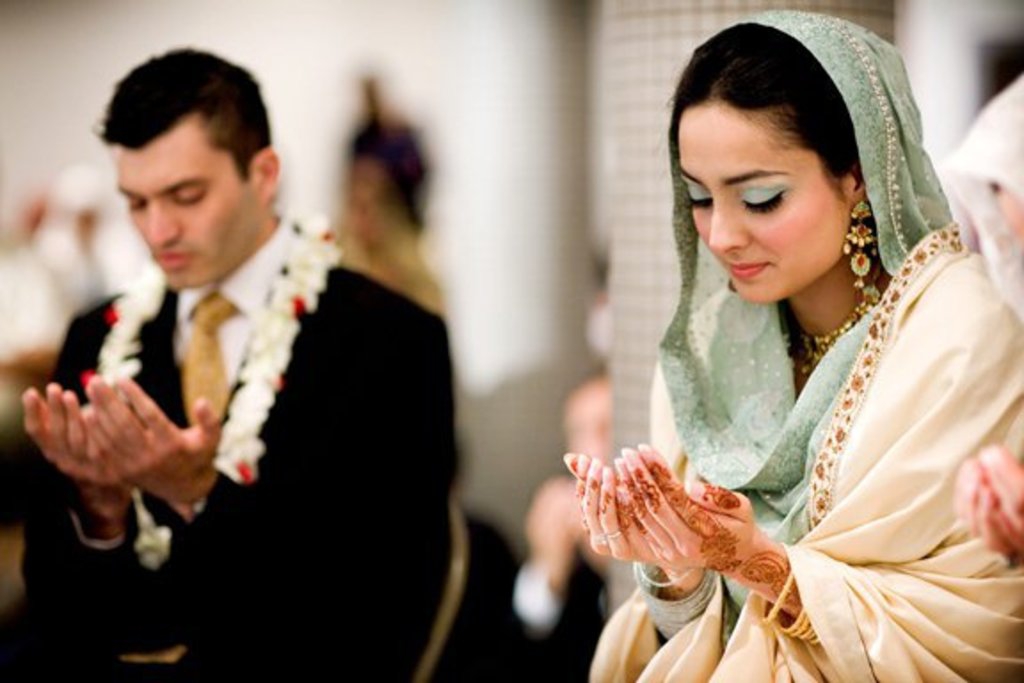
[514,373,610,681]
[946,74,1024,565]
[338,75,442,315]
[0,195,65,506]
[0,192,66,672]
[0,162,147,671]
[332,66,620,680]
[31,163,147,314]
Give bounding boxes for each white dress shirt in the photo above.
[513,561,566,638]
[175,219,295,385]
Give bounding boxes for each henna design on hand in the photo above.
[615,485,634,531]
[645,456,677,492]
[564,453,589,480]
[574,479,588,531]
[702,483,741,510]
[645,456,742,571]
[634,471,662,513]
[738,551,787,594]
[694,524,741,572]
[739,550,801,614]
[620,470,649,536]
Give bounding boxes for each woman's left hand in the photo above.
[618,445,761,576]
[626,446,803,615]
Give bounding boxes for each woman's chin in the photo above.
[729,280,783,305]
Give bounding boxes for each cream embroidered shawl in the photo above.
[592,231,1024,682]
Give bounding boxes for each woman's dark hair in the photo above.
[670,24,858,178]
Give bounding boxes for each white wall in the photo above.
[438,0,592,394]
[0,0,446,225]
[438,0,594,541]
[898,0,1024,164]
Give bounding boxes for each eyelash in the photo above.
[688,193,784,214]
[174,193,203,206]
[746,193,783,214]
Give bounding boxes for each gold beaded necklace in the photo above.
[795,299,874,376]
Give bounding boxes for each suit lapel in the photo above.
[135,290,188,428]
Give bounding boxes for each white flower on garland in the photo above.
[95,216,340,569]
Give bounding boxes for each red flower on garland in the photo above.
[104,306,119,326]
[237,462,254,485]
[292,297,306,318]
[80,369,97,390]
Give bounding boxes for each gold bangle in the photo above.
[762,570,819,644]
[762,571,797,625]
[780,609,819,644]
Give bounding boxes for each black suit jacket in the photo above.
[22,268,456,681]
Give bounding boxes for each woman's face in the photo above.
[677,102,863,304]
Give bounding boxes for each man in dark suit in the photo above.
[20,49,454,680]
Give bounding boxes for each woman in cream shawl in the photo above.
[567,12,1024,682]
[946,75,1024,565]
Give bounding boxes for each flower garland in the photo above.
[95,216,340,569]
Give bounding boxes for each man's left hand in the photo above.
[84,376,221,516]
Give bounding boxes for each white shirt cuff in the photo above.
[513,561,566,638]
[68,508,125,551]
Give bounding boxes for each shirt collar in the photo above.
[177,217,295,325]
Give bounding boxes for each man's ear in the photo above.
[248,147,280,206]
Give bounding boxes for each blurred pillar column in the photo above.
[436,0,595,542]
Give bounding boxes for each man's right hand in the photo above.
[525,477,580,596]
[23,383,131,539]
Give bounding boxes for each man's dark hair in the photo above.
[101,49,271,177]
[670,23,859,178]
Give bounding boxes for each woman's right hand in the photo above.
[564,452,666,568]
[955,445,1024,561]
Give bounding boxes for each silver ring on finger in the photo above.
[594,530,623,544]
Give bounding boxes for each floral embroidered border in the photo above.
[808,227,964,528]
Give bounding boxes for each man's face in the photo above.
[115,114,277,290]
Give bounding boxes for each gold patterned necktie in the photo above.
[181,291,237,424]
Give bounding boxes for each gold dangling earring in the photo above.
[844,200,880,305]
